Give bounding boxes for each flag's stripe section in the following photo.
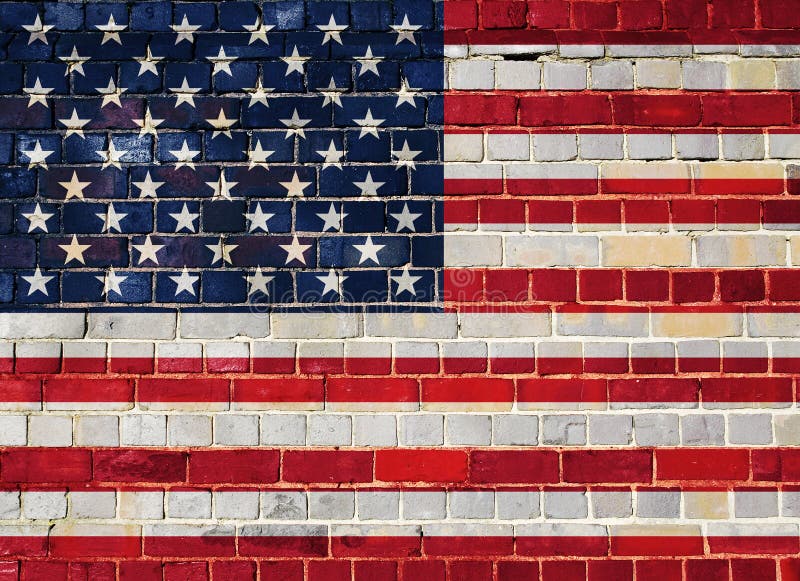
[0,446,798,485]
[445,199,800,229]
[2,375,798,405]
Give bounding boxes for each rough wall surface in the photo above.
[1,0,800,579]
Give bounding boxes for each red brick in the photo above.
[671,198,715,226]
[572,1,618,28]
[764,199,800,225]
[485,269,529,302]
[731,559,777,581]
[588,560,633,581]
[665,0,708,28]
[93,449,186,483]
[260,561,304,581]
[527,0,570,27]
[165,562,207,581]
[345,356,391,375]
[402,561,446,581]
[613,94,702,126]
[719,270,765,302]
[422,377,514,403]
[610,378,699,404]
[701,377,792,404]
[20,562,68,581]
[138,378,229,403]
[520,94,612,126]
[528,200,572,225]
[625,199,670,225]
[563,450,652,483]
[450,561,492,581]
[445,95,517,126]
[770,270,800,301]
[519,378,607,404]
[0,379,40,404]
[0,562,16,581]
[2,448,92,483]
[710,0,755,27]
[619,0,663,29]
[212,561,256,580]
[470,450,559,483]
[445,0,478,29]
[479,198,525,227]
[717,198,761,225]
[531,268,577,301]
[580,269,623,301]
[626,270,669,302]
[233,378,323,404]
[189,450,279,484]
[656,449,750,480]
[575,199,621,226]
[119,562,162,581]
[354,561,397,581]
[68,562,116,581]
[631,351,675,375]
[702,94,792,127]
[782,559,800,581]
[44,378,133,404]
[636,560,683,580]
[672,271,715,303]
[542,560,586,581]
[376,449,468,483]
[327,377,418,404]
[481,0,528,28]
[686,559,729,581]
[299,355,343,375]
[62,356,106,374]
[761,0,800,27]
[497,561,539,580]
[283,450,373,483]
[308,561,350,581]
[443,268,483,302]
[157,356,201,373]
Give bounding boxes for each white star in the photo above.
[21,141,54,169]
[133,171,164,198]
[391,14,421,45]
[279,108,311,139]
[96,139,128,170]
[353,236,385,265]
[279,236,311,265]
[170,267,199,296]
[96,267,127,296]
[354,108,385,139]
[58,235,91,264]
[136,45,161,77]
[281,46,309,76]
[22,15,53,45]
[169,203,199,232]
[169,139,200,169]
[169,77,201,108]
[246,266,274,297]
[244,18,274,45]
[206,238,238,265]
[316,270,345,296]
[206,172,237,200]
[246,140,274,169]
[316,140,345,169]
[280,171,311,197]
[206,108,237,138]
[60,46,90,76]
[353,171,385,197]
[247,78,273,108]
[357,46,382,76]
[171,15,201,44]
[392,140,422,169]
[316,203,346,232]
[24,78,52,108]
[59,171,91,200]
[317,15,347,45]
[391,203,422,232]
[96,78,126,108]
[396,77,420,108]
[132,107,164,137]
[133,236,164,265]
[320,77,343,108]
[58,108,91,138]
[245,203,275,232]
[22,203,53,233]
[391,267,422,296]
[96,13,126,45]
[22,268,54,296]
[208,46,237,76]
[95,203,127,233]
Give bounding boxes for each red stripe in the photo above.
[2,447,796,485]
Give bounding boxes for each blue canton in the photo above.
[0,1,444,309]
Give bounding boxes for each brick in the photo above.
[449,60,494,90]
[446,95,517,126]
[94,450,186,483]
[520,94,612,126]
[190,450,279,484]
[562,450,652,483]
[470,450,559,483]
[376,449,467,483]
[614,94,702,126]
[495,61,540,90]
[3,448,92,483]
[284,450,373,483]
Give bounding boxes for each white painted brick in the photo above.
[261,414,306,446]
[261,491,307,520]
[402,491,446,519]
[308,414,351,446]
[0,313,85,339]
[214,415,259,445]
[353,414,397,446]
[450,59,494,90]
[580,133,624,160]
[0,492,19,519]
[0,415,27,445]
[75,415,119,446]
[62,341,106,360]
[493,414,538,445]
[634,414,680,445]
[487,133,530,161]
[542,414,586,445]
[628,133,672,160]
[366,313,457,339]
[206,341,249,360]
[450,491,494,519]
[442,341,487,360]
[88,312,175,339]
[121,414,167,446]
[681,414,725,446]
[677,340,719,359]
[697,235,786,267]
[28,415,72,446]
[544,490,587,518]
[180,312,268,339]
[591,60,634,90]
[682,60,727,89]
[589,414,633,445]
[158,342,201,360]
[272,312,360,339]
[400,414,444,446]
[309,491,354,519]
[461,312,551,339]
[357,491,399,520]
[533,134,578,161]
[676,133,719,160]
[168,415,212,446]
[16,341,60,361]
[22,491,66,519]
[71,491,116,518]
[345,341,391,360]
[297,341,344,361]
[584,342,627,359]
[446,414,491,445]
[444,234,503,266]
[543,61,587,90]
[119,491,163,519]
[108,341,154,359]
[215,491,259,519]
[497,491,540,519]
[506,235,599,267]
[729,414,773,445]
[489,341,534,361]
[167,491,211,519]
[444,133,483,162]
[777,61,800,89]
[252,341,296,360]
[495,61,541,90]
[636,59,681,88]
[722,133,765,161]
[592,491,632,518]
[769,133,800,158]
[538,341,583,359]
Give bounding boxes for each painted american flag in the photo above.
[0,0,800,579]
